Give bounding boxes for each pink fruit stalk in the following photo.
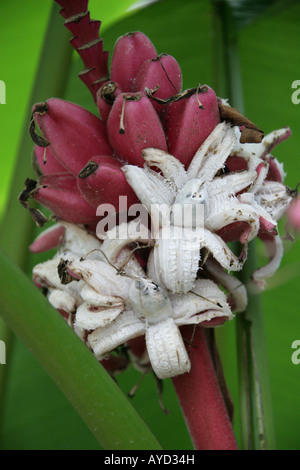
[55,0,109,100]
[164,85,220,168]
[107,92,168,166]
[172,326,238,450]
[55,0,88,17]
[110,32,157,92]
[69,16,108,98]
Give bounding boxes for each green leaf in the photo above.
[226,0,296,30]
[0,0,73,431]
[0,248,162,450]
[89,0,155,32]
[0,0,53,219]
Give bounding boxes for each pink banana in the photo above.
[33,145,69,175]
[33,173,98,224]
[110,32,157,91]
[133,54,182,116]
[31,98,113,175]
[265,158,284,182]
[164,85,220,168]
[30,224,65,253]
[107,92,167,166]
[76,155,138,209]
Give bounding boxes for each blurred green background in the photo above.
[0,0,299,450]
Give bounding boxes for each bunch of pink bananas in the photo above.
[20,0,241,231]
[20,0,293,271]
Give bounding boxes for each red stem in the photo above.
[54,0,109,100]
[172,326,238,450]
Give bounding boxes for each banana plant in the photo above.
[0,0,299,451]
